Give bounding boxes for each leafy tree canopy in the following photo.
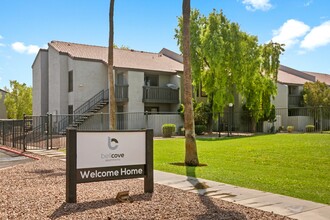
[303,80,330,107]
[175,9,284,124]
[4,80,32,119]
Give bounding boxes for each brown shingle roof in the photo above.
[277,65,315,85]
[278,65,330,86]
[303,71,330,85]
[277,69,313,85]
[49,41,183,73]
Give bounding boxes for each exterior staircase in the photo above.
[57,89,109,134]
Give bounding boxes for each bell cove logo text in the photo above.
[108,137,118,150]
[101,153,125,160]
[102,136,125,162]
[76,131,146,169]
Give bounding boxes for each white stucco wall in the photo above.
[48,47,62,115]
[127,71,144,112]
[288,116,314,132]
[72,60,108,109]
[32,53,42,116]
[170,74,181,111]
[59,55,69,114]
[272,83,289,128]
[273,83,288,109]
[32,50,49,116]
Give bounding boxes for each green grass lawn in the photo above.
[154,134,330,204]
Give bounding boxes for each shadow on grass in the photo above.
[185,165,247,220]
[196,133,276,142]
[49,193,152,219]
[170,162,207,167]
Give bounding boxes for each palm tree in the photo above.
[182,0,199,166]
[108,0,116,130]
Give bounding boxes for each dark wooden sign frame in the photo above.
[66,128,154,203]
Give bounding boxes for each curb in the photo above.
[0,146,40,160]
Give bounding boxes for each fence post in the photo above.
[2,121,4,145]
[46,114,50,150]
[319,106,323,132]
[23,114,26,152]
[49,114,53,149]
[12,120,15,148]
[145,111,149,129]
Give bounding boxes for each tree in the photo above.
[4,80,32,119]
[113,44,130,50]
[303,80,330,107]
[182,0,199,166]
[175,9,284,131]
[108,0,116,129]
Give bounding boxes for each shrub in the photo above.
[305,125,315,133]
[195,125,207,135]
[162,124,176,137]
[287,126,294,133]
[277,126,284,133]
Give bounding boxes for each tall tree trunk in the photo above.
[183,0,199,166]
[108,0,116,130]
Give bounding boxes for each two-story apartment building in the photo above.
[272,65,330,131]
[32,41,183,118]
[32,41,184,134]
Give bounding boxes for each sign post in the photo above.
[66,128,153,203]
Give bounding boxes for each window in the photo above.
[68,105,73,124]
[144,75,158,86]
[68,105,73,114]
[68,70,73,92]
[288,85,298,95]
[116,73,124,85]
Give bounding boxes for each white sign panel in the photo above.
[77,131,146,169]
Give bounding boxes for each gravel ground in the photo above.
[0,155,294,220]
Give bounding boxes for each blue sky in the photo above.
[1,0,330,89]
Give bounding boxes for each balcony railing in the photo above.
[143,86,179,104]
[288,95,303,107]
[115,84,128,102]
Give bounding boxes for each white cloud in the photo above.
[0,35,4,47]
[271,19,310,48]
[300,21,330,50]
[297,50,307,55]
[11,42,40,54]
[304,0,313,7]
[242,0,272,11]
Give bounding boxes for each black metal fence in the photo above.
[0,120,24,150]
[0,107,329,151]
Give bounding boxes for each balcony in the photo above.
[143,86,179,104]
[288,95,303,107]
[115,85,128,102]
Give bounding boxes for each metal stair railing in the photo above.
[74,89,109,115]
[56,89,109,133]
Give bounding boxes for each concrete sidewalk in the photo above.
[29,149,330,220]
